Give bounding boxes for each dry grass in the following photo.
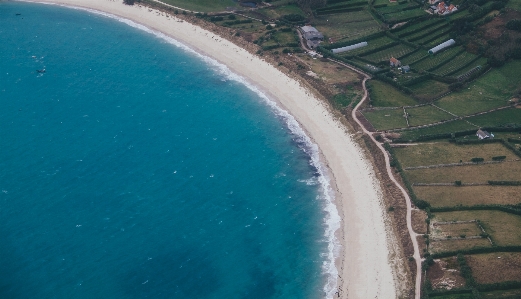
[466,252,521,284]
[393,142,517,168]
[405,161,521,184]
[427,257,466,290]
[430,238,491,254]
[481,288,521,298]
[413,185,521,207]
[431,222,483,239]
[412,209,428,234]
[432,210,521,246]
[302,56,360,86]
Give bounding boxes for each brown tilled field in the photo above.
[413,185,521,207]
[466,252,521,284]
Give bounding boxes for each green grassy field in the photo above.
[433,210,521,246]
[362,108,408,130]
[408,80,450,101]
[384,9,427,23]
[273,31,297,45]
[430,238,491,254]
[401,49,428,65]
[367,80,417,107]
[414,185,521,206]
[452,57,487,77]
[467,108,521,127]
[467,253,521,284]
[436,61,521,116]
[398,120,477,140]
[361,44,415,63]
[406,105,455,127]
[432,52,478,76]
[256,4,305,20]
[406,161,521,183]
[507,0,521,10]
[394,19,441,37]
[161,0,236,12]
[315,11,381,41]
[393,142,514,167]
[411,47,462,71]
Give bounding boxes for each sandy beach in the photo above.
[16,0,403,297]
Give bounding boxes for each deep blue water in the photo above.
[0,2,335,298]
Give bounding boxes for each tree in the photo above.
[123,0,137,5]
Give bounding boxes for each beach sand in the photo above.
[17,1,403,297]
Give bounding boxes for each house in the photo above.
[390,57,401,67]
[300,26,324,49]
[476,129,494,140]
[401,65,410,73]
[435,1,458,15]
[428,0,439,5]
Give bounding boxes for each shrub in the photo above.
[507,19,521,31]
[174,10,178,14]
[492,155,506,161]
[283,14,306,23]
[388,206,395,212]
[228,14,236,20]
[455,180,462,186]
[210,16,224,21]
[266,25,273,30]
[471,157,484,163]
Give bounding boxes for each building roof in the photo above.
[402,65,410,71]
[301,26,319,33]
[476,129,491,139]
[303,31,324,40]
[390,57,400,64]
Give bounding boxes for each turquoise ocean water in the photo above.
[0,2,339,298]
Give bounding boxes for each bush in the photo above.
[471,157,484,163]
[283,14,306,23]
[210,16,224,21]
[228,14,236,20]
[492,155,506,161]
[507,19,521,31]
[455,180,462,186]
[174,10,178,14]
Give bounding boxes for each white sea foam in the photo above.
[23,3,342,297]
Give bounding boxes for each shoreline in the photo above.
[13,1,401,297]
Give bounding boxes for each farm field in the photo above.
[507,0,521,10]
[314,11,381,42]
[339,36,396,57]
[406,22,449,42]
[430,221,483,239]
[408,80,450,101]
[480,289,521,298]
[273,31,298,45]
[393,142,516,168]
[426,257,466,290]
[411,47,462,71]
[361,44,415,63]
[432,210,521,246]
[384,9,426,23]
[258,3,305,19]
[452,57,487,77]
[429,238,491,254]
[406,105,455,127]
[436,60,521,116]
[397,120,476,140]
[466,108,521,128]
[400,49,428,65]
[405,161,521,183]
[432,52,479,76]
[414,185,521,207]
[367,80,417,107]
[161,0,236,12]
[466,252,521,284]
[362,108,407,130]
[394,19,441,37]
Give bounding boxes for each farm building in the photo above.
[435,2,458,14]
[331,42,368,54]
[428,39,455,54]
[390,57,401,67]
[476,129,493,140]
[300,26,324,49]
[401,65,410,73]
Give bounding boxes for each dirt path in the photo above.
[352,78,422,299]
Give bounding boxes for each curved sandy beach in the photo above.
[15,0,402,297]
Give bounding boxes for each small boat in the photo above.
[36,69,46,73]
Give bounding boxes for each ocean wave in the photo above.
[24,3,342,297]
